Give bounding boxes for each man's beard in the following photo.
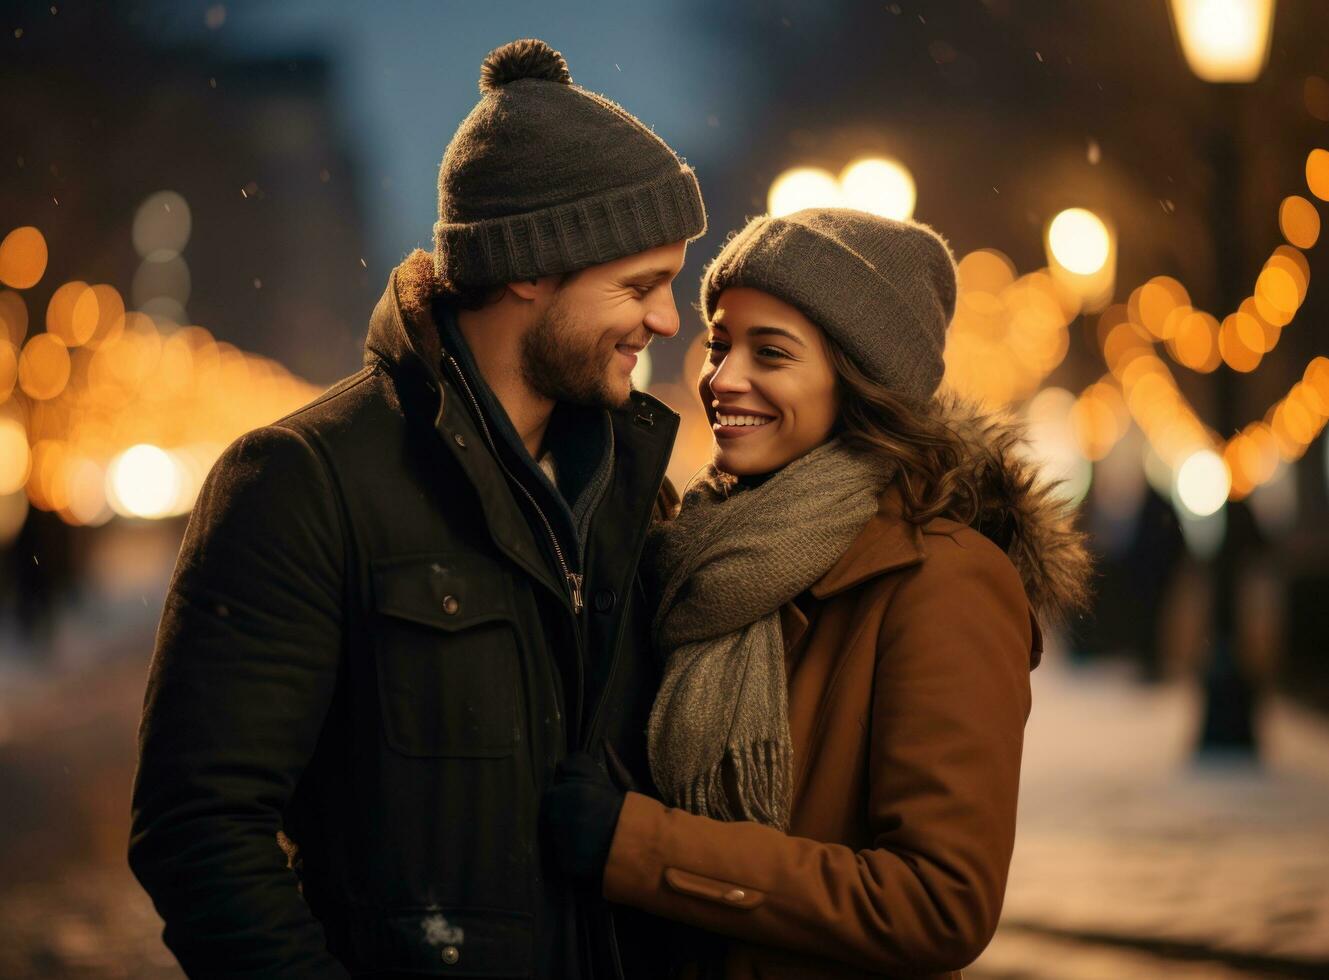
[520,299,635,410]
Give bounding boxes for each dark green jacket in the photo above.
[129,256,680,978]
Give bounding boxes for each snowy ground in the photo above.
[972,656,1329,979]
[1,616,1327,978]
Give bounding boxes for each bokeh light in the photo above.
[1218,313,1262,372]
[0,289,28,345]
[18,334,72,400]
[46,281,100,347]
[132,191,192,260]
[1307,148,1329,202]
[0,416,31,495]
[1047,208,1112,275]
[1024,386,1093,505]
[0,226,49,290]
[1174,448,1230,517]
[106,444,184,519]
[838,157,917,220]
[1168,310,1221,372]
[1279,195,1320,249]
[0,341,17,403]
[767,167,842,217]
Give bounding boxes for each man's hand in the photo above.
[540,751,627,883]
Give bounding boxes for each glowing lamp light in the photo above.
[1168,0,1276,83]
[767,167,842,217]
[839,158,917,220]
[107,443,183,519]
[1174,448,1231,517]
[1047,209,1112,276]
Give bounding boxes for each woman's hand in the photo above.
[540,751,627,883]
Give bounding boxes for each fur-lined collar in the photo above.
[392,248,445,366]
[938,395,1093,627]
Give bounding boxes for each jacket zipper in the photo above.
[581,419,675,750]
[442,352,585,615]
[441,354,608,973]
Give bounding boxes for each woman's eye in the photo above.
[758,346,790,359]
[702,339,729,353]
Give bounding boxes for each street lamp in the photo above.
[1168,0,1276,83]
[1168,0,1277,757]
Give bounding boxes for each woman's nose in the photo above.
[707,354,751,394]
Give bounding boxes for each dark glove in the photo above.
[540,750,627,883]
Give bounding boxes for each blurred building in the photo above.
[2,0,372,383]
[1,1,371,642]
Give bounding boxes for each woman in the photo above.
[542,208,1092,978]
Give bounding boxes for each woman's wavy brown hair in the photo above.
[827,341,1016,545]
[827,337,1094,623]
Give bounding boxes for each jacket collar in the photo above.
[783,485,1044,671]
[361,253,679,610]
[363,258,445,392]
[811,486,925,599]
[777,488,923,658]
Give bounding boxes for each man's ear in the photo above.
[506,275,560,302]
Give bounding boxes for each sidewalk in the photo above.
[2,631,1327,978]
[972,656,1329,979]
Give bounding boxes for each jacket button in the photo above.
[441,944,460,964]
[723,888,746,903]
[453,432,467,448]
[441,595,460,615]
[593,588,616,613]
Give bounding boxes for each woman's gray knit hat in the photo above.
[434,39,707,290]
[701,208,958,402]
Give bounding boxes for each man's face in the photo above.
[520,240,687,409]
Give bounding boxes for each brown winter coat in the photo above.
[603,417,1090,979]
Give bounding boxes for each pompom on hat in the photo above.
[434,38,707,291]
[701,208,958,403]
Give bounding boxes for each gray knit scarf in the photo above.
[646,439,896,830]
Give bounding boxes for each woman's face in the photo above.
[698,287,840,477]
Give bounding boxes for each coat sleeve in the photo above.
[128,424,352,979]
[602,533,1033,975]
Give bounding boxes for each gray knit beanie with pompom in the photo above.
[433,38,707,290]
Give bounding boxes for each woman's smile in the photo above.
[713,404,778,437]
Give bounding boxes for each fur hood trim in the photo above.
[938,393,1093,627]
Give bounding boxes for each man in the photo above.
[129,38,706,978]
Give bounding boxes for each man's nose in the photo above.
[642,293,680,338]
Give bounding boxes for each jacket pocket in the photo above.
[348,906,533,977]
[372,553,521,759]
